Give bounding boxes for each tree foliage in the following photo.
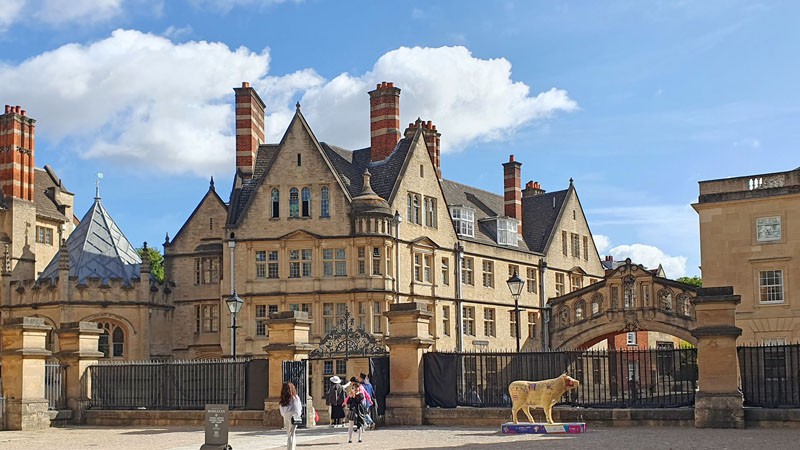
[677,276,702,287]
[137,246,165,283]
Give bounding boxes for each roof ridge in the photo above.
[442,178,503,201]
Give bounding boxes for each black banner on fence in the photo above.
[423,353,458,408]
[245,359,269,410]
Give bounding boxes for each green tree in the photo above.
[137,246,165,283]
[677,276,702,287]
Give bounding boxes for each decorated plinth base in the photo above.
[501,422,587,434]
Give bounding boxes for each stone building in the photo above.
[0,105,172,360]
[164,81,605,407]
[693,167,800,344]
[0,105,75,282]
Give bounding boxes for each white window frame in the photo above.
[450,206,475,237]
[626,332,637,346]
[497,218,518,246]
[759,270,784,304]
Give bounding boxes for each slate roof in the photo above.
[38,197,142,286]
[521,188,570,253]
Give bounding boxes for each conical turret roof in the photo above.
[38,197,141,286]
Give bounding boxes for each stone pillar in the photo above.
[262,311,314,427]
[55,321,103,424]
[0,317,52,430]
[691,286,744,429]
[383,302,433,426]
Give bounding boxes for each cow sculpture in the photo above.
[508,374,580,424]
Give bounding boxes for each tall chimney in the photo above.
[0,105,36,201]
[404,118,442,179]
[233,82,266,178]
[368,81,401,162]
[502,154,522,232]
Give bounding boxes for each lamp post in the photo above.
[226,291,244,358]
[506,272,525,353]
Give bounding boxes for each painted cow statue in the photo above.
[508,374,580,424]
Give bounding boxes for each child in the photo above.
[345,381,366,443]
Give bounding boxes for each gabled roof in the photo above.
[521,188,570,253]
[33,166,72,222]
[169,178,227,245]
[38,197,142,286]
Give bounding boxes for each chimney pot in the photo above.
[509,154,515,162]
[4,105,9,114]
[526,181,534,189]
[387,82,394,88]
[21,110,25,117]
[242,81,250,88]
[15,106,21,114]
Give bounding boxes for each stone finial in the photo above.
[164,232,170,245]
[141,242,151,273]
[296,101,301,111]
[3,244,10,274]
[210,176,215,191]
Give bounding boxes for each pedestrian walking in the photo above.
[279,382,303,450]
[359,372,376,429]
[345,380,366,443]
[326,376,347,428]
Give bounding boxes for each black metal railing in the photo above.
[425,348,698,409]
[45,359,67,410]
[739,343,800,407]
[89,359,248,410]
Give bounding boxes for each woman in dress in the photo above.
[326,376,347,427]
[279,382,303,450]
[345,380,366,443]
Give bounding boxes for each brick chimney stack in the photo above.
[502,154,522,232]
[404,118,442,179]
[368,82,401,162]
[0,104,36,201]
[522,180,546,198]
[233,82,266,178]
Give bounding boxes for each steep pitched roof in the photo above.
[38,197,142,286]
[170,178,227,245]
[31,165,72,222]
[521,188,570,253]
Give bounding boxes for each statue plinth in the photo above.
[501,422,586,434]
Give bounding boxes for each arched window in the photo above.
[96,321,125,358]
[289,188,299,217]
[271,188,280,218]
[658,289,673,312]
[591,293,603,316]
[575,300,586,321]
[320,187,330,218]
[301,187,311,217]
[557,306,570,328]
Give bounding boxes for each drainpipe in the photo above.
[394,211,402,303]
[539,257,549,351]
[455,243,464,352]
[228,232,236,356]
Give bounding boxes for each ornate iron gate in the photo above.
[282,360,308,427]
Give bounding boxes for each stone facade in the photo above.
[692,167,800,343]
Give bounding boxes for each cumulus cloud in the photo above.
[0,0,25,31]
[0,29,270,175]
[298,46,578,152]
[593,234,611,254]
[1,35,575,176]
[609,244,687,278]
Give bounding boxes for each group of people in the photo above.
[277,372,378,449]
[325,372,377,443]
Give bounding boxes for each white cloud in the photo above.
[189,0,297,14]
[162,25,193,40]
[0,0,25,31]
[609,244,687,278]
[593,234,611,254]
[1,36,575,177]
[0,29,270,176]
[297,46,578,152]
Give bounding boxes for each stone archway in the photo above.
[548,260,698,350]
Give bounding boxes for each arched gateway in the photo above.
[548,259,698,349]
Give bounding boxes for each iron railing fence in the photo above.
[739,343,800,408]
[89,359,248,410]
[428,348,697,409]
[45,359,67,410]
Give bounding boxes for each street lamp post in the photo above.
[226,291,244,359]
[506,272,525,353]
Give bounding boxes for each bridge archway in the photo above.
[547,260,698,350]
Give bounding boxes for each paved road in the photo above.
[2,425,800,449]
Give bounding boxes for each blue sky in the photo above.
[2,0,799,278]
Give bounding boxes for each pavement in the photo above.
[2,424,800,449]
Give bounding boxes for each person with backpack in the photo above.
[325,376,347,428]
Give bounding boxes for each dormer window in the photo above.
[497,218,519,246]
[450,206,475,237]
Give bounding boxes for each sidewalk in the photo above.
[1,425,800,449]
